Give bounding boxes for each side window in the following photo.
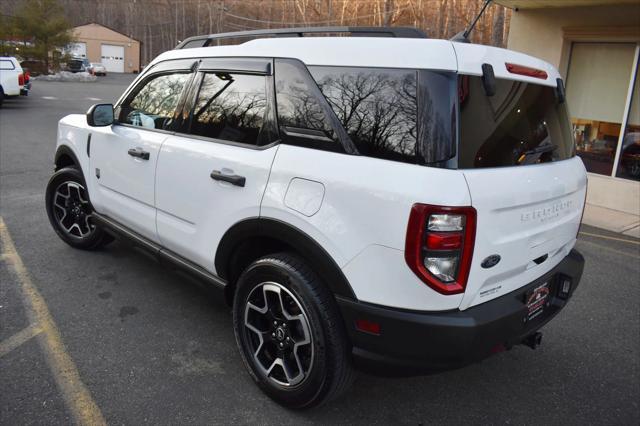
[0,60,15,70]
[118,72,191,130]
[274,59,345,152]
[190,72,269,145]
[309,66,419,163]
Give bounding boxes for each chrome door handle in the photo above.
[127,147,150,160]
[210,170,246,187]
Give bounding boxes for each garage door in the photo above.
[101,44,125,73]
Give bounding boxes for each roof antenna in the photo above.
[451,0,493,43]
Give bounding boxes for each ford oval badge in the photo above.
[481,254,501,269]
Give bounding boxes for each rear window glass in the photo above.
[309,66,455,164]
[458,76,575,168]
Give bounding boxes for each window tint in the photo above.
[0,60,15,70]
[119,72,191,130]
[458,76,574,169]
[190,73,269,145]
[309,67,419,162]
[274,60,343,152]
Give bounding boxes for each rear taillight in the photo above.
[18,73,24,86]
[405,204,476,295]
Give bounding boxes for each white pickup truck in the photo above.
[0,56,28,107]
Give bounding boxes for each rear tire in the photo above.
[232,252,354,408]
[45,167,113,250]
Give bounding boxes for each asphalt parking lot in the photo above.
[1,74,639,425]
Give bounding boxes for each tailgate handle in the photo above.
[533,254,548,265]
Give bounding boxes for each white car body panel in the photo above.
[89,125,167,242]
[155,135,278,272]
[261,144,471,311]
[461,157,587,309]
[57,115,92,174]
[342,244,464,310]
[155,38,459,72]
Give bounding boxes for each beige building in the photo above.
[69,23,140,73]
[497,0,640,235]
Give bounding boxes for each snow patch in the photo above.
[33,71,97,82]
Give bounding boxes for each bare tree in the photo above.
[0,0,512,66]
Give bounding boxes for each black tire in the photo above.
[233,253,354,409]
[0,87,4,108]
[45,167,113,250]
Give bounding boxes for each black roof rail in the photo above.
[175,26,428,50]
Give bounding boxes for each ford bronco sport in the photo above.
[45,26,586,408]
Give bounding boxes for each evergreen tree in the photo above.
[14,0,73,73]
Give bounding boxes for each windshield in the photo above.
[457,75,575,168]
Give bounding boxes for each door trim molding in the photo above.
[93,212,227,291]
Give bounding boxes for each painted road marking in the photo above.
[0,324,42,357]
[579,231,640,245]
[41,96,58,100]
[0,217,106,426]
[86,97,102,101]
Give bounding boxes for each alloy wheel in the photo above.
[52,181,95,238]
[243,282,314,387]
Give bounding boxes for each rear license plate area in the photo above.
[524,281,551,322]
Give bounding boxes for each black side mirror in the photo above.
[87,103,114,127]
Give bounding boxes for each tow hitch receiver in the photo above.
[522,331,543,350]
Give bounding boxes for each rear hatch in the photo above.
[457,73,587,310]
[67,59,84,72]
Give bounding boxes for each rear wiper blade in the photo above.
[518,144,557,165]
[523,144,557,156]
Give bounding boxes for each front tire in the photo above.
[232,253,354,408]
[45,167,113,250]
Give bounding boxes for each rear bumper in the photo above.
[20,81,31,96]
[337,249,585,374]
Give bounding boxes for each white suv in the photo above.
[45,27,587,408]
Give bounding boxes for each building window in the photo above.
[616,66,640,181]
[566,42,639,180]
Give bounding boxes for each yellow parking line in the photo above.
[0,217,106,426]
[579,231,640,245]
[577,239,640,260]
[0,324,43,358]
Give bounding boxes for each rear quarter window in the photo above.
[309,67,418,162]
[0,60,16,70]
[308,66,456,164]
